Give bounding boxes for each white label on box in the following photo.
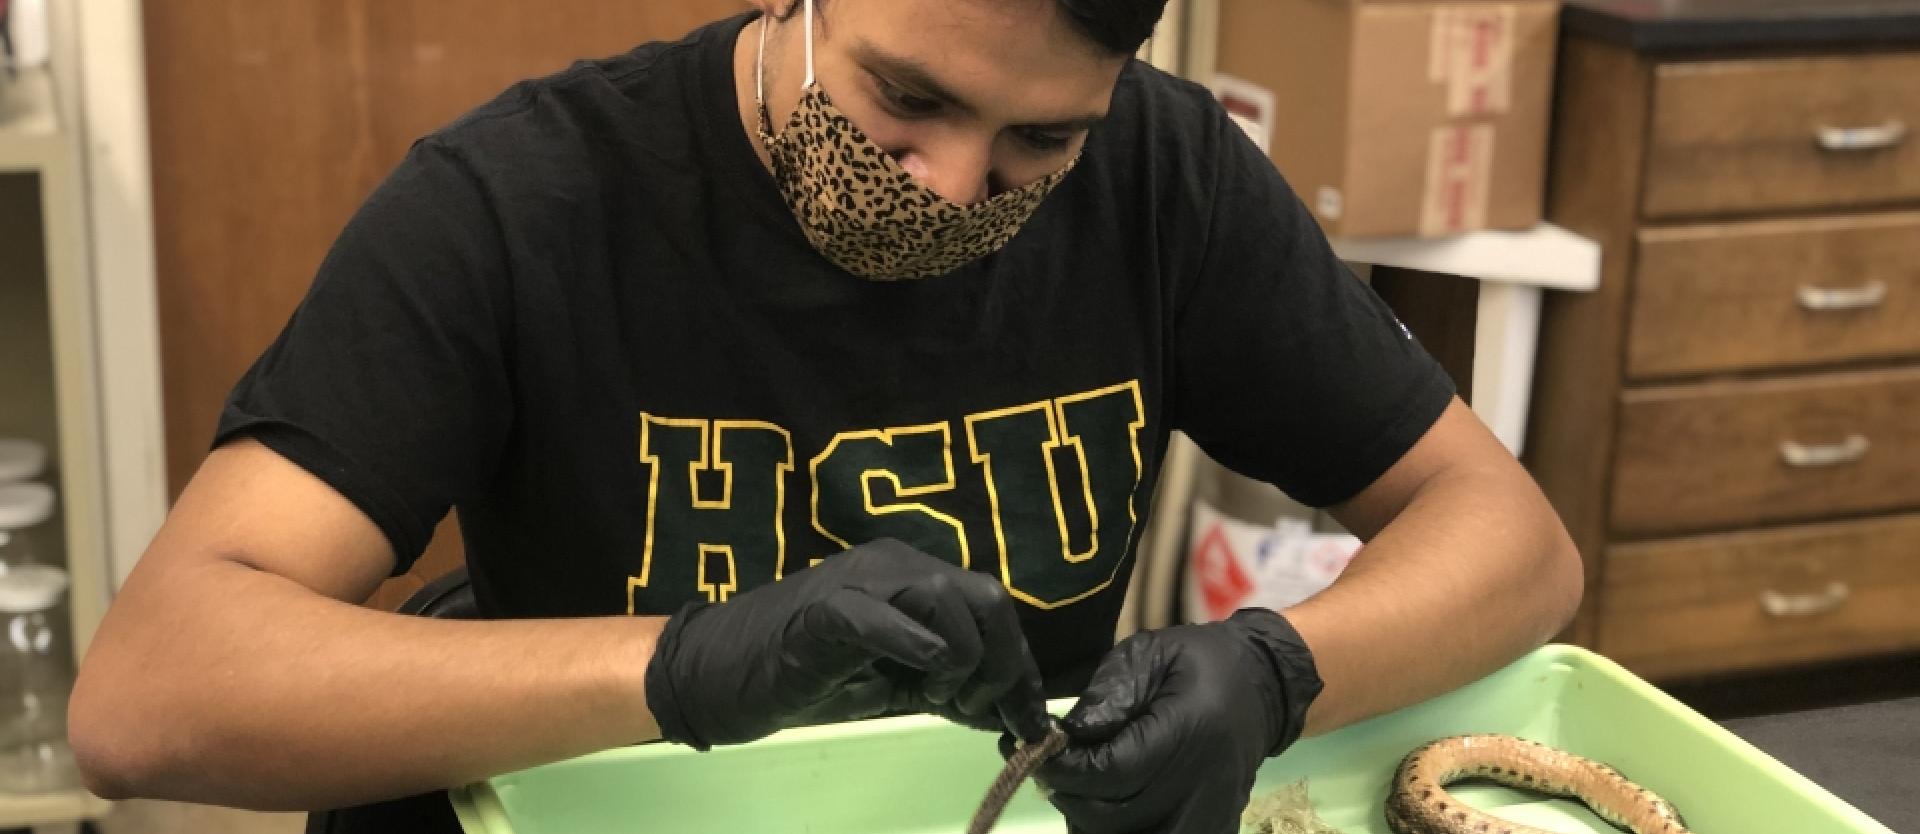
[1209,73,1276,155]
[1431,5,1516,117]
[1420,124,1495,236]
[1183,500,1359,625]
[1316,187,1345,221]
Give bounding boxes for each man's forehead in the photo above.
[832,0,1075,35]
[829,0,1113,68]
[832,0,1125,121]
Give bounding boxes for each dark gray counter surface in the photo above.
[1719,696,1920,833]
[1564,0,1920,52]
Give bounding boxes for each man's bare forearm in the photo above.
[70,557,664,812]
[1282,461,1583,737]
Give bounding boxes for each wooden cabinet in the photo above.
[1611,368,1920,537]
[1627,213,1920,379]
[1643,54,1920,219]
[1601,514,1920,679]
[1528,2,1920,680]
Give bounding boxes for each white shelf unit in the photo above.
[1330,223,1604,456]
[0,68,117,825]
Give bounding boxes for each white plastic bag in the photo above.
[1183,499,1360,624]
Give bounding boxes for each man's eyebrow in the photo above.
[852,41,978,116]
[851,40,1109,131]
[1025,114,1108,133]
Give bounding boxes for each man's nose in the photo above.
[895,141,992,206]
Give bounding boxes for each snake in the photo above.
[963,729,1691,834]
[1385,734,1692,834]
[964,723,1071,834]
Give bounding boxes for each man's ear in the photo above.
[745,0,803,17]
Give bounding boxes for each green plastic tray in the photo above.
[450,644,1896,833]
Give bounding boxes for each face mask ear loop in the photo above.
[754,12,768,107]
[801,0,816,89]
[758,0,815,107]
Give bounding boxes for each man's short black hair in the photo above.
[1052,0,1172,55]
[779,0,1171,56]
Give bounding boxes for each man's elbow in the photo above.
[74,750,137,803]
[70,698,133,800]
[1539,525,1586,640]
[69,658,174,802]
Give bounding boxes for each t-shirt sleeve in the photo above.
[1170,106,1457,509]
[214,138,515,573]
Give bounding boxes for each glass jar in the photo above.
[0,482,78,793]
[0,483,54,570]
[0,564,78,793]
[0,440,45,485]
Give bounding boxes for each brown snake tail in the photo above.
[964,725,1070,834]
[1384,734,1692,834]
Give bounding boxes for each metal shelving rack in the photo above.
[0,67,117,827]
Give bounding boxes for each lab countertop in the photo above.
[1719,696,1920,834]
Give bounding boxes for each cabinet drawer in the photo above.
[1644,53,1920,219]
[1611,367,1920,537]
[1599,514,1920,680]
[1628,212,1920,380]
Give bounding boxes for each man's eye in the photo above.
[877,79,942,116]
[1013,126,1074,152]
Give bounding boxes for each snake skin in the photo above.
[1384,734,1692,834]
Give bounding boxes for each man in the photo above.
[70,1,1583,833]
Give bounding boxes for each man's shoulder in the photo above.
[1077,58,1242,210]
[1106,59,1231,151]
[415,17,736,186]
[1118,59,1223,121]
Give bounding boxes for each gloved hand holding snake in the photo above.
[1009,608,1324,834]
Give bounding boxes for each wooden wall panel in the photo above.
[145,1,747,605]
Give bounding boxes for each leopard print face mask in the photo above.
[755,2,1079,281]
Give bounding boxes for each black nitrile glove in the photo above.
[644,538,1053,751]
[1026,608,1322,834]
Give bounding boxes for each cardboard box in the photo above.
[1213,0,1560,239]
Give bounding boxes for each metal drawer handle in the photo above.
[1798,281,1888,312]
[1816,119,1908,152]
[1761,582,1850,618]
[1780,434,1870,468]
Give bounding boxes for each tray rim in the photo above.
[449,643,1898,834]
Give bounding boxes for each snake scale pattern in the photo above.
[964,725,1070,834]
[959,729,1691,834]
[1385,734,1692,834]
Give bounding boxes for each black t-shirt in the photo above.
[220,11,1452,705]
